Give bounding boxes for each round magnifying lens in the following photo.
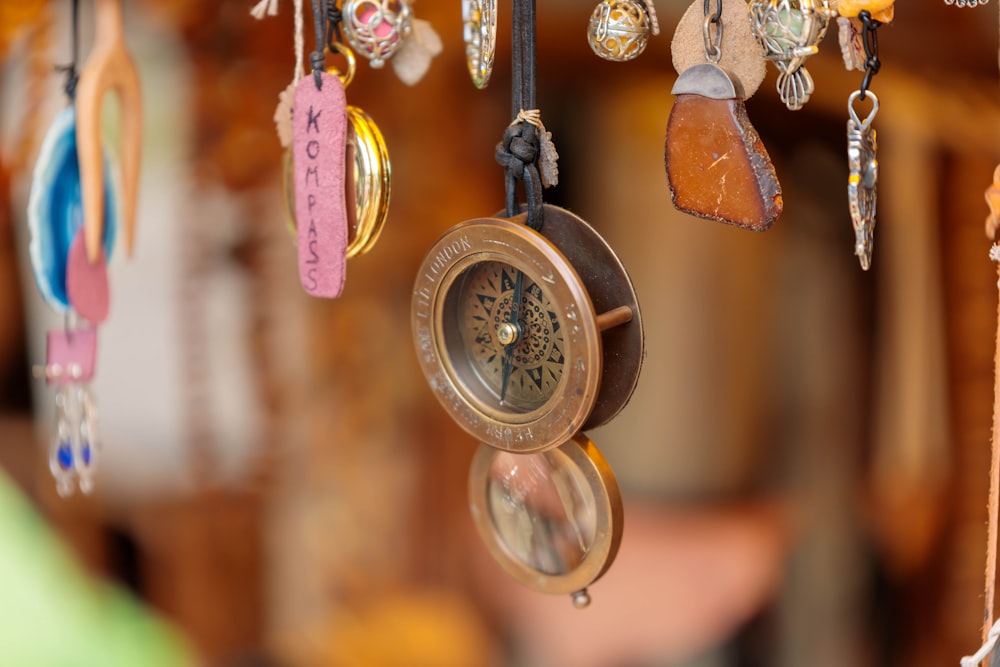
[469,432,623,606]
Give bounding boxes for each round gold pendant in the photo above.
[281,106,390,258]
[468,432,623,605]
[412,204,643,453]
[345,106,391,257]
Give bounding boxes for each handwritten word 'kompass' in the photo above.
[293,73,348,298]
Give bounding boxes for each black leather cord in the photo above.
[310,0,327,89]
[511,0,535,115]
[56,0,80,100]
[496,0,543,231]
[496,122,541,227]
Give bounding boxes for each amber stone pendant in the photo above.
[665,64,782,231]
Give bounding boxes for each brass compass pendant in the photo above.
[412,204,643,453]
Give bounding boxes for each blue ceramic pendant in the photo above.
[27,107,117,312]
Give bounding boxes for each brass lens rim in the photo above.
[468,433,623,597]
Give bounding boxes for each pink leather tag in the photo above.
[294,73,348,298]
[46,326,97,385]
[66,227,110,324]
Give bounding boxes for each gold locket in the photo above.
[282,45,390,257]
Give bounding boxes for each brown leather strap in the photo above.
[986,253,1000,647]
[511,0,535,115]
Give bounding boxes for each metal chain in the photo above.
[702,0,723,63]
[858,10,881,100]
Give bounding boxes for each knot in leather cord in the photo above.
[496,121,543,230]
[495,122,539,180]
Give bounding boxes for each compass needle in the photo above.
[499,266,525,403]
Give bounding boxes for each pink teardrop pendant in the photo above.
[66,226,110,323]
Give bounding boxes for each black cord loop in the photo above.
[325,3,344,52]
[496,124,538,180]
[495,121,543,230]
[858,10,881,100]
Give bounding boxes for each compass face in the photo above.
[457,261,566,412]
[412,217,602,453]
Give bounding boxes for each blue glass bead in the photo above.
[57,442,73,470]
[82,442,91,466]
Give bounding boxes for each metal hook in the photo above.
[326,41,356,87]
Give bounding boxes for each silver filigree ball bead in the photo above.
[588,0,651,62]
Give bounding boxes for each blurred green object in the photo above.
[0,473,196,667]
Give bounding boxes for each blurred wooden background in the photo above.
[2,2,1000,666]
